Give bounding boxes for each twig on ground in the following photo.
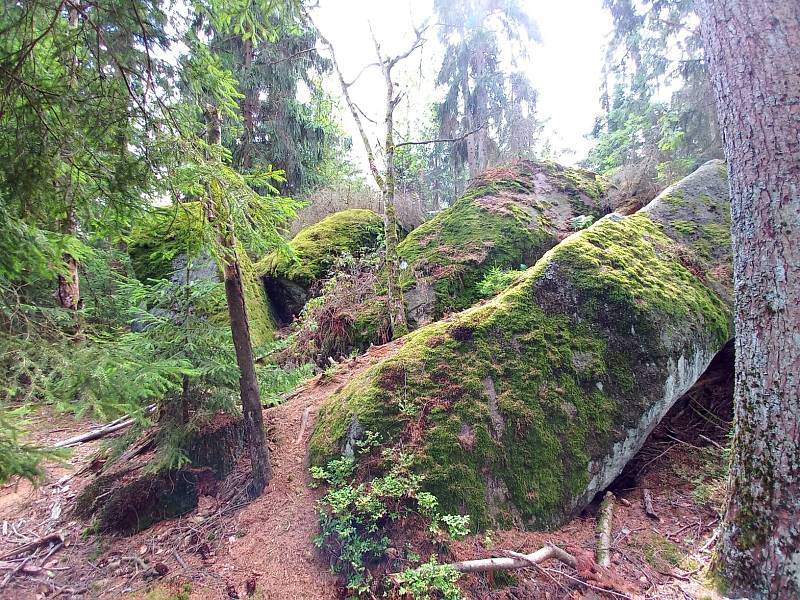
[596,491,615,567]
[541,567,635,600]
[0,533,62,561]
[294,406,311,444]
[52,404,155,448]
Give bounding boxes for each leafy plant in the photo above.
[393,558,464,600]
[477,265,526,298]
[312,442,470,596]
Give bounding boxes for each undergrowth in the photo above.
[393,558,463,600]
[476,265,527,298]
[312,432,469,598]
[673,442,730,514]
[284,251,390,367]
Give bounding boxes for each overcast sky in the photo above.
[310,0,613,171]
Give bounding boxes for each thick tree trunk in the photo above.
[698,1,800,597]
[204,106,271,498]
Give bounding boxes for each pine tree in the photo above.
[698,0,800,595]
[434,0,539,193]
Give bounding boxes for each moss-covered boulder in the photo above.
[398,160,611,327]
[257,209,384,322]
[127,202,276,347]
[310,160,733,531]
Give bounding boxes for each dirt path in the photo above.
[190,341,403,599]
[0,342,402,600]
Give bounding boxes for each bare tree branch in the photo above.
[394,123,486,148]
[269,47,316,66]
[344,62,379,87]
[304,8,384,189]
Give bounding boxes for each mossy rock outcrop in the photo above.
[310,160,733,531]
[398,160,612,327]
[127,202,276,347]
[257,209,384,322]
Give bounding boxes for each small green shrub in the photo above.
[476,265,526,298]
[312,435,469,596]
[569,214,595,231]
[393,558,465,600]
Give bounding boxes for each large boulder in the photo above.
[257,209,384,323]
[398,160,612,327]
[310,160,732,531]
[284,161,614,364]
[127,202,276,347]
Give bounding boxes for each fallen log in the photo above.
[595,491,615,567]
[52,404,156,448]
[434,543,577,574]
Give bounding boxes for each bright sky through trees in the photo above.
[313,0,612,167]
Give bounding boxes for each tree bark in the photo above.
[377,43,408,337]
[205,105,271,498]
[56,205,80,310]
[697,1,800,597]
[56,5,80,312]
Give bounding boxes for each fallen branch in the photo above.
[596,491,615,567]
[0,561,42,574]
[0,533,63,561]
[52,404,155,448]
[294,406,311,444]
[430,543,576,574]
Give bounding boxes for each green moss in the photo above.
[127,202,276,346]
[672,219,700,236]
[661,189,687,206]
[397,160,610,317]
[311,210,733,531]
[139,584,192,600]
[239,246,276,347]
[641,533,684,571]
[256,209,383,284]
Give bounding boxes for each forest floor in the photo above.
[0,339,731,600]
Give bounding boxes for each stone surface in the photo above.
[310,161,733,531]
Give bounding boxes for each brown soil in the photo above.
[0,338,732,600]
[0,341,404,600]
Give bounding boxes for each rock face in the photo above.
[127,202,276,347]
[257,209,383,323]
[310,160,733,531]
[397,160,612,327]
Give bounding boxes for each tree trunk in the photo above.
[56,205,80,310]
[698,1,800,597]
[56,6,80,312]
[204,105,271,498]
[222,257,270,497]
[380,57,408,338]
